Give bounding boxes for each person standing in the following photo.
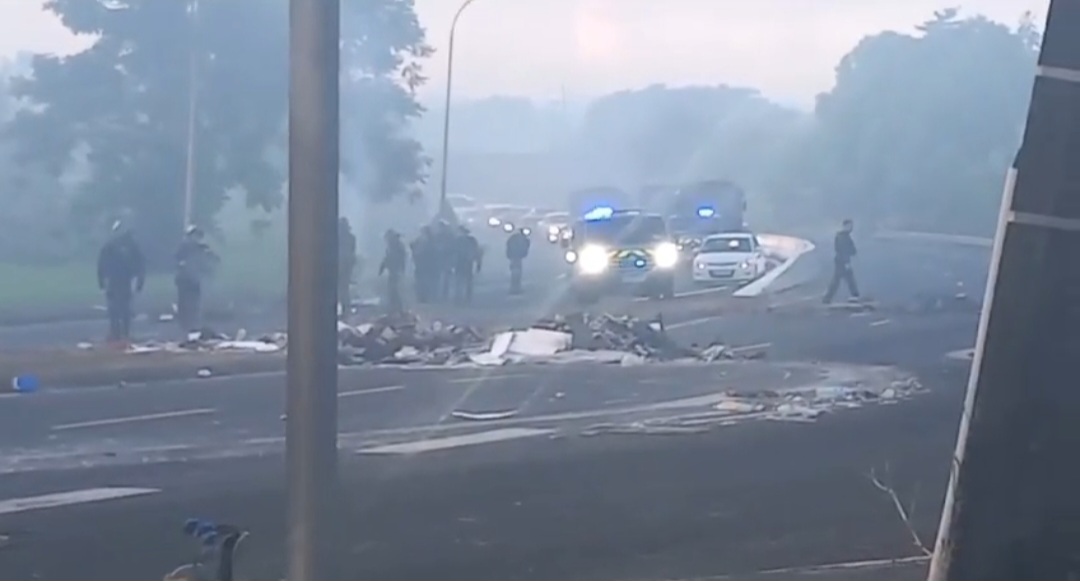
[97,221,146,345]
[432,220,455,303]
[505,227,531,295]
[174,225,218,333]
[410,226,436,304]
[452,226,482,305]
[378,229,407,314]
[338,217,357,319]
[823,218,861,304]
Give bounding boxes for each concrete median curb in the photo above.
[734,234,818,298]
[875,229,993,248]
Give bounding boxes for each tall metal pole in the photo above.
[437,0,481,213]
[929,1,1080,578]
[286,0,340,579]
[182,0,199,230]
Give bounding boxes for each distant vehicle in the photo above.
[539,211,571,243]
[561,208,678,302]
[567,186,634,220]
[691,232,769,286]
[666,180,748,249]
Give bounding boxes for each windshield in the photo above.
[701,236,754,253]
[576,216,668,246]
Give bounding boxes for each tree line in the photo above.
[0,4,1040,265]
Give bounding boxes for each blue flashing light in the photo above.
[696,207,716,218]
[583,206,614,221]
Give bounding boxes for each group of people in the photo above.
[96,221,218,345]
[376,221,484,312]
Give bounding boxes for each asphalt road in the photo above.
[0,237,990,580]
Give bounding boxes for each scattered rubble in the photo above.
[579,370,924,436]
[80,309,766,369]
[337,313,484,366]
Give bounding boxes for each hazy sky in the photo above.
[0,0,1047,107]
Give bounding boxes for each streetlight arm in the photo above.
[438,0,482,211]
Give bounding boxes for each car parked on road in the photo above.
[692,232,769,286]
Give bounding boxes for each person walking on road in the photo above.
[174,225,218,333]
[378,229,407,314]
[338,217,358,319]
[505,227,531,295]
[97,220,146,345]
[823,218,861,304]
[452,226,482,305]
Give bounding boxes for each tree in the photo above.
[807,10,1039,234]
[5,0,430,264]
[340,0,431,204]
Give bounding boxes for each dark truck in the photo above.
[661,180,748,249]
[560,209,679,303]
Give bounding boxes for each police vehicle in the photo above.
[560,207,679,303]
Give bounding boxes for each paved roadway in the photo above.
[0,237,990,580]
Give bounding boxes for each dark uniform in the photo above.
[378,229,407,313]
[338,218,357,319]
[452,227,482,304]
[174,226,218,333]
[97,227,146,343]
[410,226,436,303]
[823,219,861,304]
[433,221,456,302]
[505,229,531,295]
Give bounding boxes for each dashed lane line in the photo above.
[51,408,216,431]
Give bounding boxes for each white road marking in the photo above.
[946,348,975,361]
[447,373,531,384]
[0,487,160,515]
[729,342,772,354]
[338,385,404,398]
[52,408,216,431]
[358,427,554,455]
[667,315,724,330]
[870,318,892,327]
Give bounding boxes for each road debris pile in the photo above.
[337,313,484,366]
[120,327,286,355]
[581,367,923,436]
[470,312,759,366]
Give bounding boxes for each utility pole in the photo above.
[286,0,340,579]
[929,1,1080,579]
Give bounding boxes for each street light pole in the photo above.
[286,0,340,579]
[437,0,481,214]
[182,0,199,230]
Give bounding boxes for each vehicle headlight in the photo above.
[695,261,706,270]
[577,245,609,275]
[564,250,578,263]
[653,242,679,268]
[502,223,514,232]
[739,261,750,269]
[548,225,560,236]
[487,217,500,227]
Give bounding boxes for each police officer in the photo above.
[174,225,218,333]
[433,220,456,303]
[97,220,146,344]
[338,217,357,319]
[823,218,861,304]
[452,226,482,304]
[378,229,407,313]
[409,226,434,303]
[505,227,531,295]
